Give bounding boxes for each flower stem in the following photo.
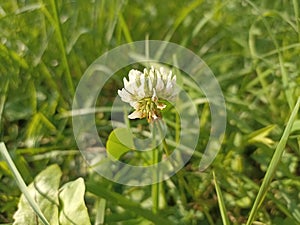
[151,122,159,214]
[151,148,159,214]
[161,137,171,156]
[156,119,171,156]
[155,119,189,207]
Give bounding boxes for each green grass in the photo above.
[0,0,299,224]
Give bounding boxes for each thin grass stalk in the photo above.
[0,143,50,225]
[213,171,230,225]
[245,0,294,109]
[246,97,300,225]
[49,0,74,96]
[292,0,300,43]
[94,198,106,225]
[0,80,9,124]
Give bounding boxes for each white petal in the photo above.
[119,66,177,112]
[117,89,124,98]
[167,71,172,83]
[137,73,145,98]
[128,69,141,82]
[131,101,139,109]
[172,75,176,82]
[123,77,129,89]
[165,80,173,92]
[151,88,157,101]
[137,88,145,99]
[118,89,133,103]
[148,76,153,91]
[149,67,155,80]
[160,67,168,80]
[124,83,135,95]
[143,68,149,76]
[128,110,143,119]
[159,67,164,75]
[155,73,164,92]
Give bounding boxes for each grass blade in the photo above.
[49,0,74,97]
[213,171,230,225]
[118,12,133,43]
[0,79,9,125]
[94,198,106,225]
[292,0,300,42]
[154,0,204,60]
[246,97,300,225]
[245,0,295,109]
[0,143,50,225]
[86,181,175,225]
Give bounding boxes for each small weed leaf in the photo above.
[106,127,135,160]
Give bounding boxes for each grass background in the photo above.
[0,0,299,224]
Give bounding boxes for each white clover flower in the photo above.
[118,66,177,122]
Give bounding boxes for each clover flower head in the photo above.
[118,66,177,123]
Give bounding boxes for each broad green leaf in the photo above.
[59,178,91,225]
[106,128,135,160]
[13,164,62,225]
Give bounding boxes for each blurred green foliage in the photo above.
[0,0,299,224]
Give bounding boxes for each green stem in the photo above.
[151,122,159,214]
[151,148,159,214]
[161,137,171,156]
[151,119,172,213]
[155,119,189,207]
[156,119,171,156]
